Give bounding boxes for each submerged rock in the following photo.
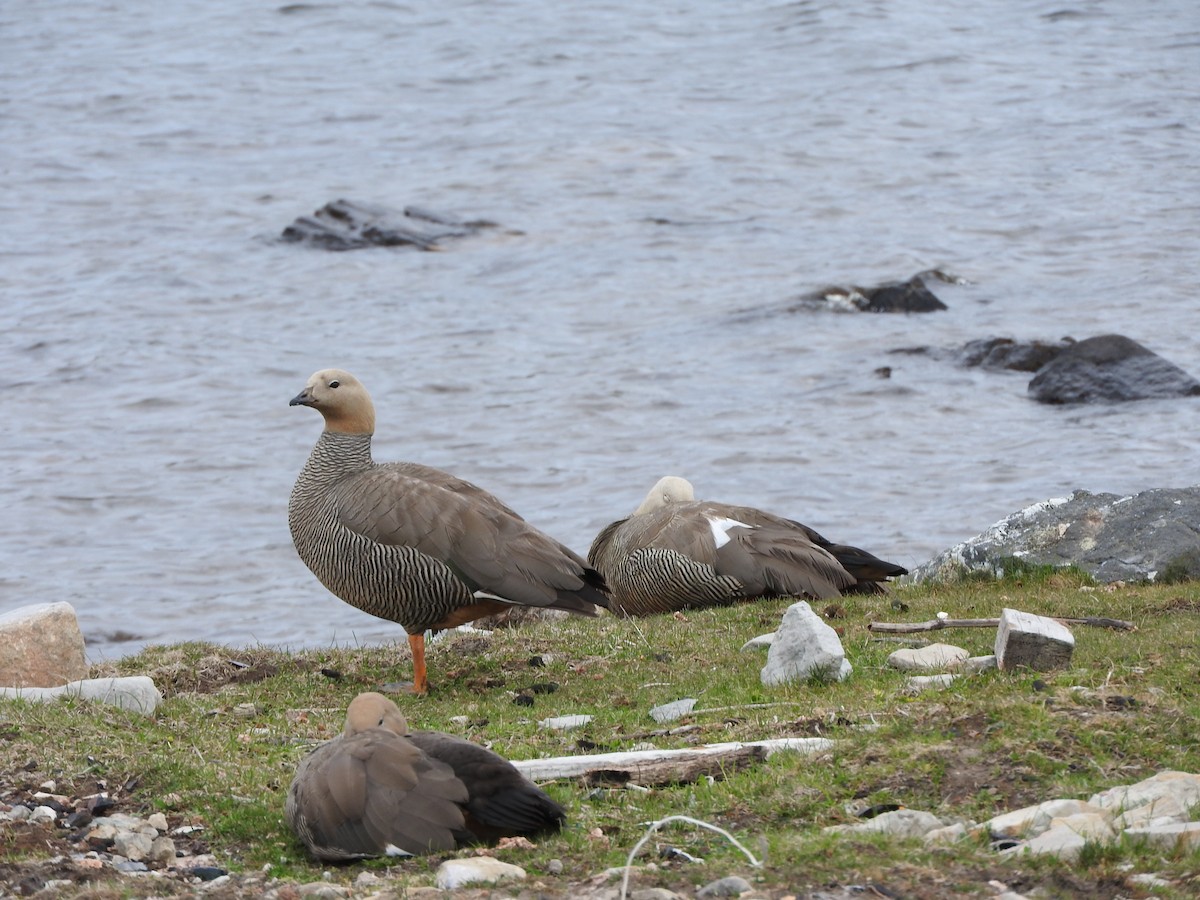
[795,271,951,314]
[281,199,500,251]
[1027,334,1200,404]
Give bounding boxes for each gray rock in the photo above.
[826,808,945,838]
[631,889,685,900]
[761,601,851,686]
[28,805,57,824]
[909,486,1200,584]
[965,655,997,673]
[696,875,753,898]
[960,336,1074,372]
[149,835,177,864]
[435,857,526,890]
[797,272,949,314]
[1124,822,1200,851]
[649,699,698,723]
[886,643,969,671]
[0,602,88,688]
[1027,334,1200,404]
[0,676,161,715]
[995,609,1074,672]
[113,830,154,861]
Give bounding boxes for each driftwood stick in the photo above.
[868,615,1135,634]
[510,738,833,784]
[583,745,767,787]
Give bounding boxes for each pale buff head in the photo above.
[290,369,376,435]
[633,475,696,515]
[343,692,409,738]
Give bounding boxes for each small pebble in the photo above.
[547,858,564,875]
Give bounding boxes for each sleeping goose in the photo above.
[288,368,609,693]
[588,476,908,617]
[286,692,565,860]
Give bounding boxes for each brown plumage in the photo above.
[286,692,565,861]
[288,368,608,692]
[588,476,908,617]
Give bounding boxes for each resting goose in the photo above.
[286,692,565,860]
[588,476,908,617]
[288,368,608,692]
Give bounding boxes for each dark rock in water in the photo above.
[960,336,1075,373]
[794,270,957,314]
[281,199,499,251]
[1027,334,1200,404]
[909,486,1200,584]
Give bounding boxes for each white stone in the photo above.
[740,632,775,651]
[761,601,851,686]
[902,673,959,693]
[1089,770,1200,815]
[0,602,88,688]
[537,714,592,730]
[0,676,161,715]
[825,809,944,839]
[435,857,527,890]
[1123,822,1200,852]
[887,643,969,672]
[995,608,1074,671]
[1005,822,1089,861]
[148,813,169,832]
[649,699,697,723]
[984,799,1110,839]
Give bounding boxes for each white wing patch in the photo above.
[707,515,752,548]
[384,844,414,857]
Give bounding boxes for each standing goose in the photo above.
[588,476,908,617]
[288,368,608,693]
[286,692,565,861]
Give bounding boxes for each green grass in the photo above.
[3,576,1200,898]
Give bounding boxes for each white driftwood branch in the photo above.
[867,615,1134,634]
[511,737,833,782]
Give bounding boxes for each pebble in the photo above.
[649,698,698,723]
[886,642,969,671]
[435,857,527,890]
[537,714,593,730]
[902,673,959,693]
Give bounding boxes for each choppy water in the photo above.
[3,0,1198,661]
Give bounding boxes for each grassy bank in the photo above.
[3,571,1200,898]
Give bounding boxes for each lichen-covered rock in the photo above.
[909,487,1200,584]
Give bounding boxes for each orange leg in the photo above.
[408,633,428,695]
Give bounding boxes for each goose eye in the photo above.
[329,380,340,389]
